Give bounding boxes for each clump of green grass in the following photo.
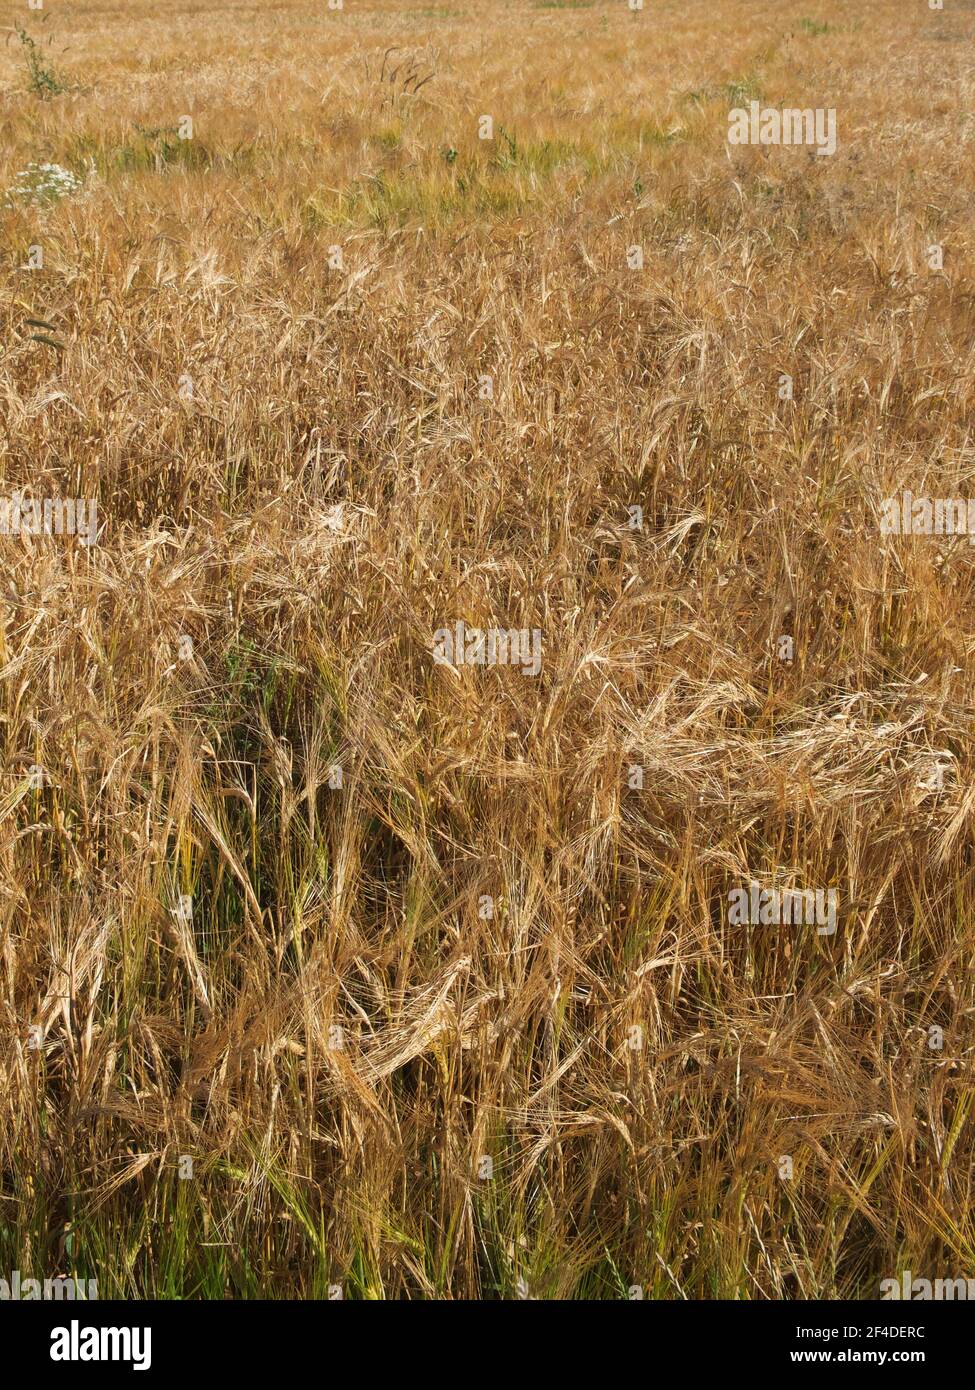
[132,124,210,172]
[61,126,216,178]
[12,20,66,99]
[683,76,763,107]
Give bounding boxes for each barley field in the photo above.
[1,0,974,1300]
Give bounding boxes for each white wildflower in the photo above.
[4,161,83,207]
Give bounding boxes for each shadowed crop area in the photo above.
[1,0,974,1300]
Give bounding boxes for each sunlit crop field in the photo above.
[1,0,974,1298]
